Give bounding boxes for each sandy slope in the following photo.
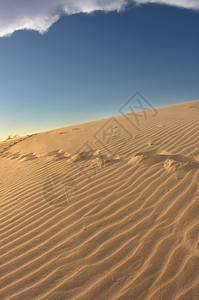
[0,100,199,299]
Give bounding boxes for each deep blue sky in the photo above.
[0,3,199,140]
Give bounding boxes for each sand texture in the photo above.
[0,100,199,299]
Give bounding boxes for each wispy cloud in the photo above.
[0,0,198,38]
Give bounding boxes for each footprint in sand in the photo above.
[69,149,120,179]
[19,152,38,161]
[45,150,70,161]
[128,149,199,174]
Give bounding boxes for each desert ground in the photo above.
[0,100,199,299]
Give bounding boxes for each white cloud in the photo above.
[135,0,199,10]
[0,0,198,38]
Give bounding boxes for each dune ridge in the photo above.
[0,100,199,299]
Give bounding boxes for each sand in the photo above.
[0,100,199,299]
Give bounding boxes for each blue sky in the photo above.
[0,0,198,140]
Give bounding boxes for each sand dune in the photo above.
[0,100,199,299]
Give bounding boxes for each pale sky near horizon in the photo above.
[0,0,198,140]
